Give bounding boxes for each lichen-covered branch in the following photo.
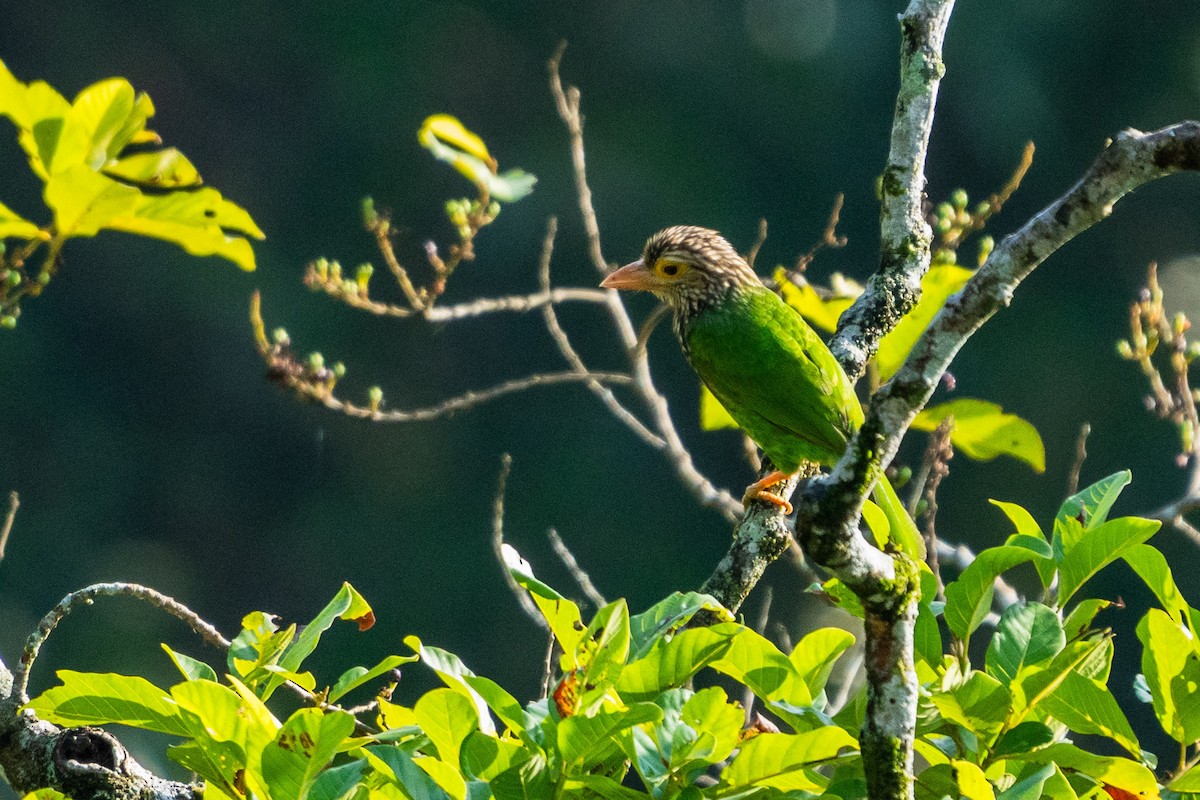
[829,0,955,382]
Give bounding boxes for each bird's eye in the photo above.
[656,260,686,278]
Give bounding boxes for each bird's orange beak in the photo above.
[600,259,652,291]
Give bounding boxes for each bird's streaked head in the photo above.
[600,226,762,316]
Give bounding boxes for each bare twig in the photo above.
[746,219,769,268]
[14,582,231,702]
[540,629,556,699]
[1066,422,1092,496]
[793,194,848,274]
[535,218,664,448]
[0,491,17,561]
[547,528,607,608]
[920,418,955,599]
[549,42,607,276]
[305,278,610,321]
[489,455,546,630]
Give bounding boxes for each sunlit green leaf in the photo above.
[415,688,479,767]
[876,263,974,380]
[557,703,662,770]
[1038,639,1139,756]
[576,600,631,712]
[679,687,743,767]
[260,707,357,800]
[418,114,535,202]
[616,624,740,700]
[1056,516,1160,607]
[0,199,43,240]
[994,763,1056,800]
[104,147,202,188]
[699,384,739,431]
[912,398,1045,472]
[44,166,139,236]
[985,602,1065,685]
[1057,470,1131,528]
[366,745,454,800]
[720,728,857,793]
[710,625,814,728]
[943,545,1049,642]
[989,499,1043,538]
[930,670,1009,743]
[329,653,417,703]
[628,591,731,658]
[790,627,855,697]
[1123,544,1190,622]
[777,268,860,333]
[1137,607,1200,744]
[66,77,136,172]
[952,759,996,800]
[25,670,188,735]
[1062,598,1117,641]
[1022,743,1157,799]
[162,644,219,683]
[461,732,530,782]
[406,635,497,737]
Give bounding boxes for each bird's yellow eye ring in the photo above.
[655,259,688,278]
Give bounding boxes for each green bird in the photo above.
[601,225,923,558]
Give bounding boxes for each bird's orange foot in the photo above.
[742,470,795,515]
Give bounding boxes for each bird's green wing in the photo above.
[686,286,863,470]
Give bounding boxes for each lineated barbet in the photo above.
[601,225,923,558]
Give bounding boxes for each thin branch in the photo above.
[920,418,955,600]
[1066,422,1091,496]
[14,582,231,702]
[0,490,17,561]
[547,528,607,608]
[535,218,665,448]
[307,278,610,321]
[540,629,556,699]
[549,42,607,277]
[793,194,849,274]
[746,219,769,269]
[489,455,546,630]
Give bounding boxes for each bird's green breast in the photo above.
[682,285,863,471]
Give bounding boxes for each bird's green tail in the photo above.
[872,475,926,559]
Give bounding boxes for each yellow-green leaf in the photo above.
[104,147,202,189]
[875,263,973,380]
[106,186,264,271]
[699,384,739,431]
[44,165,139,236]
[66,77,136,172]
[913,398,1045,472]
[721,729,857,793]
[951,759,995,800]
[777,267,860,333]
[0,199,43,240]
[418,114,535,202]
[25,670,189,736]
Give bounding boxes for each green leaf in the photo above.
[875,263,974,381]
[944,546,1049,642]
[1170,761,1200,792]
[777,268,860,333]
[365,745,454,800]
[1022,743,1157,800]
[279,583,374,675]
[162,644,219,683]
[460,732,530,782]
[720,728,857,793]
[992,722,1055,759]
[1041,675,1140,758]
[995,763,1056,800]
[328,653,417,703]
[490,753,553,800]
[414,688,479,767]
[678,687,743,766]
[406,635,497,736]
[1123,543,1191,622]
[929,670,1010,743]
[461,675,525,734]
[308,759,369,800]
[699,384,739,431]
[104,147,202,189]
[912,399,1045,472]
[951,759,996,800]
[20,790,69,800]
[616,624,740,700]
[989,499,1043,538]
[1056,516,1160,607]
[557,703,662,770]
[985,602,1065,685]
[0,199,43,240]
[576,600,631,712]
[44,166,139,236]
[260,708,357,800]
[1062,598,1117,641]
[1057,470,1131,528]
[168,738,246,797]
[561,775,651,799]
[628,591,731,658]
[790,627,856,697]
[709,625,814,728]
[25,670,189,735]
[172,676,279,751]
[106,185,264,271]
[1136,607,1200,743]
[418,114,535,202]
[501,543,586,662]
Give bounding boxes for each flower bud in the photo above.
[368,386,384,412]
[950,188,969,210]
[0,315,15,329]
[308,352,325,371]
[272,327,290,346]
[1115,339,1133,359]
[362,197,378,228]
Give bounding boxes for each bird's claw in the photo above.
[742,471,795,515]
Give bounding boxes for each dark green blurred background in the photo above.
[2,0,1198,782]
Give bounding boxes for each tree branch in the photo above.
[829,0,956,382]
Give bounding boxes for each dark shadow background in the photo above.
[1,0,1198,785]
